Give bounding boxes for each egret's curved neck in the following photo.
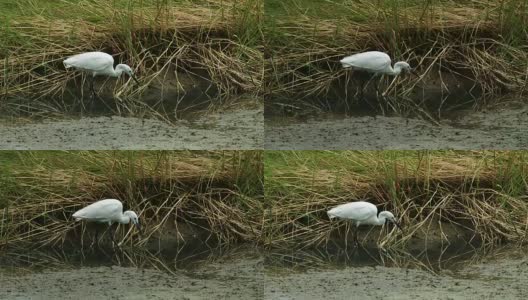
[387,66,399,76]
[376,213,388,225]
[389,62,407,76]
[111,68,123,77]
[119,213,130,224]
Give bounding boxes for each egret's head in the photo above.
[379,211,402,230]
[395,61,412,73]
[116,64,140,84]
[124,210,141,231]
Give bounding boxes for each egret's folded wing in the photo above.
[64,52,114,72]
[341,52,391,72]
[328,202,377,220]
[73,199,122,220]
[365,55,392,72]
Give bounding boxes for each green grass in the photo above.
[265,0,353,19]
[0,0,201,19]
[265,150,528,195]
[0,150,263,200]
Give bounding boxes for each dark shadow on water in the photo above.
[265,240,488,273]
[0,72,219,121]
[0,242,259,275]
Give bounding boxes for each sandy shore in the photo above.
[266,103,528,150]
[265,248,528,299]
[0,108,263,150]
[0,256,263,300]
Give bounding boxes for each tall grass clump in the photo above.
[265,0,528,117]
[264,151,528,250]
[0,0,263,118]
[0,150,264,250]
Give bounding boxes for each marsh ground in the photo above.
[264,0,528,149]
[2,245,527,300]
[265,101,528,150]
[0,106,263,150]
[0,247,263,300]
[0,0,263,150]
[265,246,528,300]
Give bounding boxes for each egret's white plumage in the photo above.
[73,199,139,227]
[73,199,141,246]
[64,52,137,79]
[328,201,401,246]
[340,51,411,76]
[63,51,139,102]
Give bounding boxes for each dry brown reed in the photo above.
[0,1,263,117]
[264,151,528,250]
[266,2,528,116]
[0,151,264,251]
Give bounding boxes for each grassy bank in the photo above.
[0,0,263,118]
[264,151,528,249]
[3,150,528,253]
[265,0,528,117]
[0,151,263,250]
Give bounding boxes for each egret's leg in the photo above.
[353,225,360,247]
[376,76,387,116]
[344,71,350,110]
[109,224,118,247]
[375,75,383,96]
[345,222,350,249]
[91,227,100,248]
[89,76,96,112]
[359,79,366,101]
[89,76,95,97]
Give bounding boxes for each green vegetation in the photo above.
[0,0,263,117]
[265,0,528,117]
[0,150,263,249]
[264,151,528,249]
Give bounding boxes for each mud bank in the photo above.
[0,252,263,300]
[0,108,263,150]
[265,103,528,150]
[265,247,528,300]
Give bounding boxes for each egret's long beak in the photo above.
[409,68,420,78]
[394,220,403,231]
[134,222,143,236]
[131,74,140,85]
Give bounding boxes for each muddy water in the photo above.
[0,245,263,300]
[266,102,528,150]
[265,246,528,299]
[0,108,263,150]
[2,243,527,299]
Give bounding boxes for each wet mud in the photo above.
[265,102,528,150]
[2,242,527,300]
[0,108,263,150]
[0,247,263,300]
[265,246,528,300]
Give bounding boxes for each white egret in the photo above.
[63,51,139,101]
[340,51,412,76]
[73,198,141,246]
[327,201,401,247]
[340,51,412,99]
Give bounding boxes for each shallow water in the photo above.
[0,245,264,300]
[0,108,263,150]
[265,102,528,150]
[2,241,527,299]
[266,241,483,273]
[265,245,528,300]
